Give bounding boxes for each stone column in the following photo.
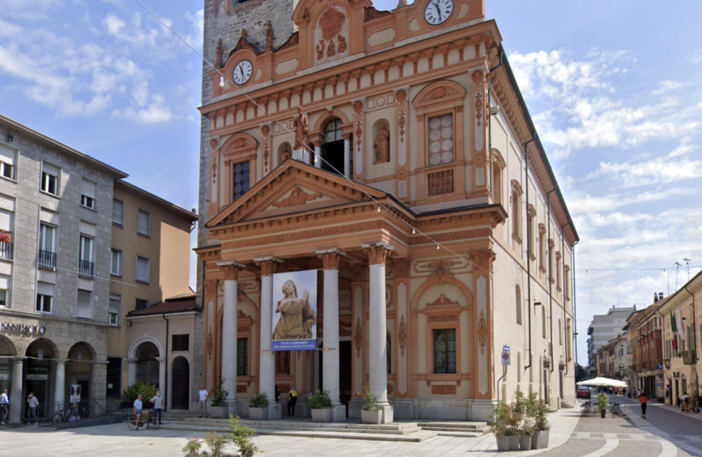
[317,248,346,422]
[157,357,166,401]
[217,260,245,417]
[9,358,24,424]
[254,256,283,420]
[127,358,137,387]
[314,144,322,168]
[343,135,351,179]
[54,359,66,412]
[363,242,394,423]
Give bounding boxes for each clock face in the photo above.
[232,60,253,85]
[424,0,454,26]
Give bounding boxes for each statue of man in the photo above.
[273,279,316,341]
[293,106,309,151]
[374,123,390,163]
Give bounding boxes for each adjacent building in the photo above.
[624,296,665,401]
[587,306,636,376]
[193,0,578,422]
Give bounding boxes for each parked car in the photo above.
[577,387,591,399]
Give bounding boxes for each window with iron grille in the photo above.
[237,338,248,376]
[172,334,190,352]
[232,162,250,202]
[433,329,456,374]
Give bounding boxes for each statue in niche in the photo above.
[337,34,347,53]
[281,143,291,162]
[293,106,309,151]
[216,38,223,68]
[327,38,336,57]
[275,351,290,374]
[316,39,325,60]
[374,123,390,163]
[273,279,316,341]
[265,21,274,52]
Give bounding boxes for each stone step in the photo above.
[168,420,422,435]
[417,422,488,430]
[435,431,487,438]
[421,426,489,434]
[179,418,418,430]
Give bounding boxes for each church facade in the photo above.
[194,0,579,422]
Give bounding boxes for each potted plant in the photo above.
[248,392,269,420]
[597,393,609,418]
[513,391,526,420]
[532,403,550,449]
[490,401,511,452]
[308,390,332,422]
[519,425,534,451]
[209,379,229,419]
[506,426,520,451]
[360,386,382,425]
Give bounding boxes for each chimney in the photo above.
[654,293,658,303]
[659,292,664,301]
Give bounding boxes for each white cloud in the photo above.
[567,187,693,213]
[112,92,173,123]
[652,80,682,95]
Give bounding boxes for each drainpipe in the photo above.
[487,48,504,194]
[524,136,536,372]
[162,313,169,412]
[684,285,697,362]
[547,189,556,374]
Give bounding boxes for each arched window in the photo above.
[321,119,348,176]
[516,285,522,325]
[324,119,343,143]
[136,342,160,387]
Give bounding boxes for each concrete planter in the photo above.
[311,409,332,423]
[361,409,382,425]
[532,430,550,449]
[509,435,520,451]
[496,436,510,452]
[249,407,268,421]
[519,435,532,450]
[208,406,229,419]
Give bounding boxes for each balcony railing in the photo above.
[0,241,13,260]
[427,169,454,197]
[682,350,697,366]
[79,260,95,279]
[664,359,671,369]
[38,250,57,270]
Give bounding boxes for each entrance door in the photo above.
[172,357,190,410]
[339,341,352,416]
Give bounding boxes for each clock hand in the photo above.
[435,1,441,20]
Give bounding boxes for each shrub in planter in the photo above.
[532,403,551,449]
[204,431,230,457]
[513,391,526,420]
[597,393,609,418]
[181,438,202,457]
[249,393,270,420]
[519,426,533,451]
[360,386,382,425]
[308,390,333,422]
[210,379,229,407]
[505,428,520,451]
[229,415,257,457]
[490,401,511,452]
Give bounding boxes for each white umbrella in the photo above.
[576,377,627,388]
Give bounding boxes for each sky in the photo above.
[1,0,701,366]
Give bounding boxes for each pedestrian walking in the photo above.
[698,394,702,419]
[0,389,9,425]
[198,385,209,418]
[133,394,143,430]
[639,391,648,419]
[150,390,164,425]
[274,385,280,404]
[287,386,298,417]
[682,393,690,413]
[27,393,39,425]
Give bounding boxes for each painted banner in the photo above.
[272,270,317,351]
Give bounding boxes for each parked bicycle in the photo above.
[51,403,84,425]
[126,409,159,430]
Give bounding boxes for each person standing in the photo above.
[0,389,9,425]
[287,387,298,417]
[133,394,143,430]
[27,393,39,425]
[198,385,209,418]
[150,390,164,425]
[697,394,702,419]
[639,391,648,419]
[275,385,280,405]
[682,393,690,413]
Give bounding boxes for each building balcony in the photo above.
[79,260,95,279]
[0,241,13,260]
[664,359,671,369]
[38,250,57,270]
[427,168,454,197]
[682,350,697,366]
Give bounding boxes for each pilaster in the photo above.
[468,249,496,401]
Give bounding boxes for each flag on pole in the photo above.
[678,309,687,344]
[671,310,679,351]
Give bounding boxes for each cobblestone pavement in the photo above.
[1,400,701,457]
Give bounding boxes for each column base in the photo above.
[377,403,394,424]
[348,398,363,419]
[292,149,309,163]
[392,398,415,420]
[471,399,497,422]
[267,403,281,420]
[225,401,243,419]
[330,404,346,422]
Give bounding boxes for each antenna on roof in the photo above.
[683,258,692,282]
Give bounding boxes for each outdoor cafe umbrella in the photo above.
[576,377,627,388]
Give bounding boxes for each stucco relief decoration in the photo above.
[353,101,364,116]
[315,7,349,65]
[394,259,411,278]
[273,186,322,208]
[428,314,458,323]
[478,309,488,355]
[261,125,271,140]
[206,327,214,361]
[263,143,270,172]
[398,314,407,357]
[353,317,363,358]
[355,121,363,154]
[469,250,496,274]
[398,109,406,143]
[413,258,467,273]
[474,91,484,127]
[396,89,407,104]
[427,294,458,308]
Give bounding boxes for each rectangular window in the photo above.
[0,274,10,307]
[137,209,151,236]
[109,294,121,326]
[110,249,123,276]
[38,223,56,270]
[80,178,97,209]
[427,114,454,166]
[232,161,250,202]
[0,209,13,260]
[41,162,60,196]
[36,282,53,313]
[433,329,457,374]
[135,298,148,311]
[136,255,150,283]
[0,143,16,180]
[172,334,190,352]
[77,289,92,319]
[237,338,248,376]
[79,235,94,279]
[112,199,124,226]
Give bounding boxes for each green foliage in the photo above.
[308,390,332,409]
[123,381,158,404]
[210,379,229,407]
[534,403,550,431]
[204,431,229,457]
[249,393,269,408]
[597,393,609,411]
[361,386,379,411]
[513,391,526,415]
[181,438,202,457]
[229,415,257,457]
[490,401,512,438]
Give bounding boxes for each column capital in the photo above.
[217,261,246,280]
[204,280,218,296]
[254,256,283,276]
[316,249,346,270]
[469,249,496,274]
[362,242,394,265]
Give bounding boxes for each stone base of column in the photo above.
[292,149,309,163]
[226,401,243,419]
[330,403,346,422]
[266,403,281,420]
[392,398,415,420]
[471,399,497,422]
[348,398,363,419]
[377,403,394,424]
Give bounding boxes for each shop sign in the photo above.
[0,374,8,381]
[0,323,46,336]
[26,374,48,381]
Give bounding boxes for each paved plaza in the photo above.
[1,399,701,457]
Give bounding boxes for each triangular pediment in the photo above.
[206,160,387,228]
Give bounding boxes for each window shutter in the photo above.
[37,282,54,296]
[77,290,92,318]
[0,209,12,232]
[137,256,150,282]
[81,179,96,198]
[0,144,16,165]
[109,294,121,314]
[43,162,59,176]
[0,274,9,290]
[138,210,150,235]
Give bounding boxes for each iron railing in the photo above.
[683,350,697,365]
[38,250,57,270]
[0,241,12,260]
[30,396,127,427]
[79,260,95,279]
